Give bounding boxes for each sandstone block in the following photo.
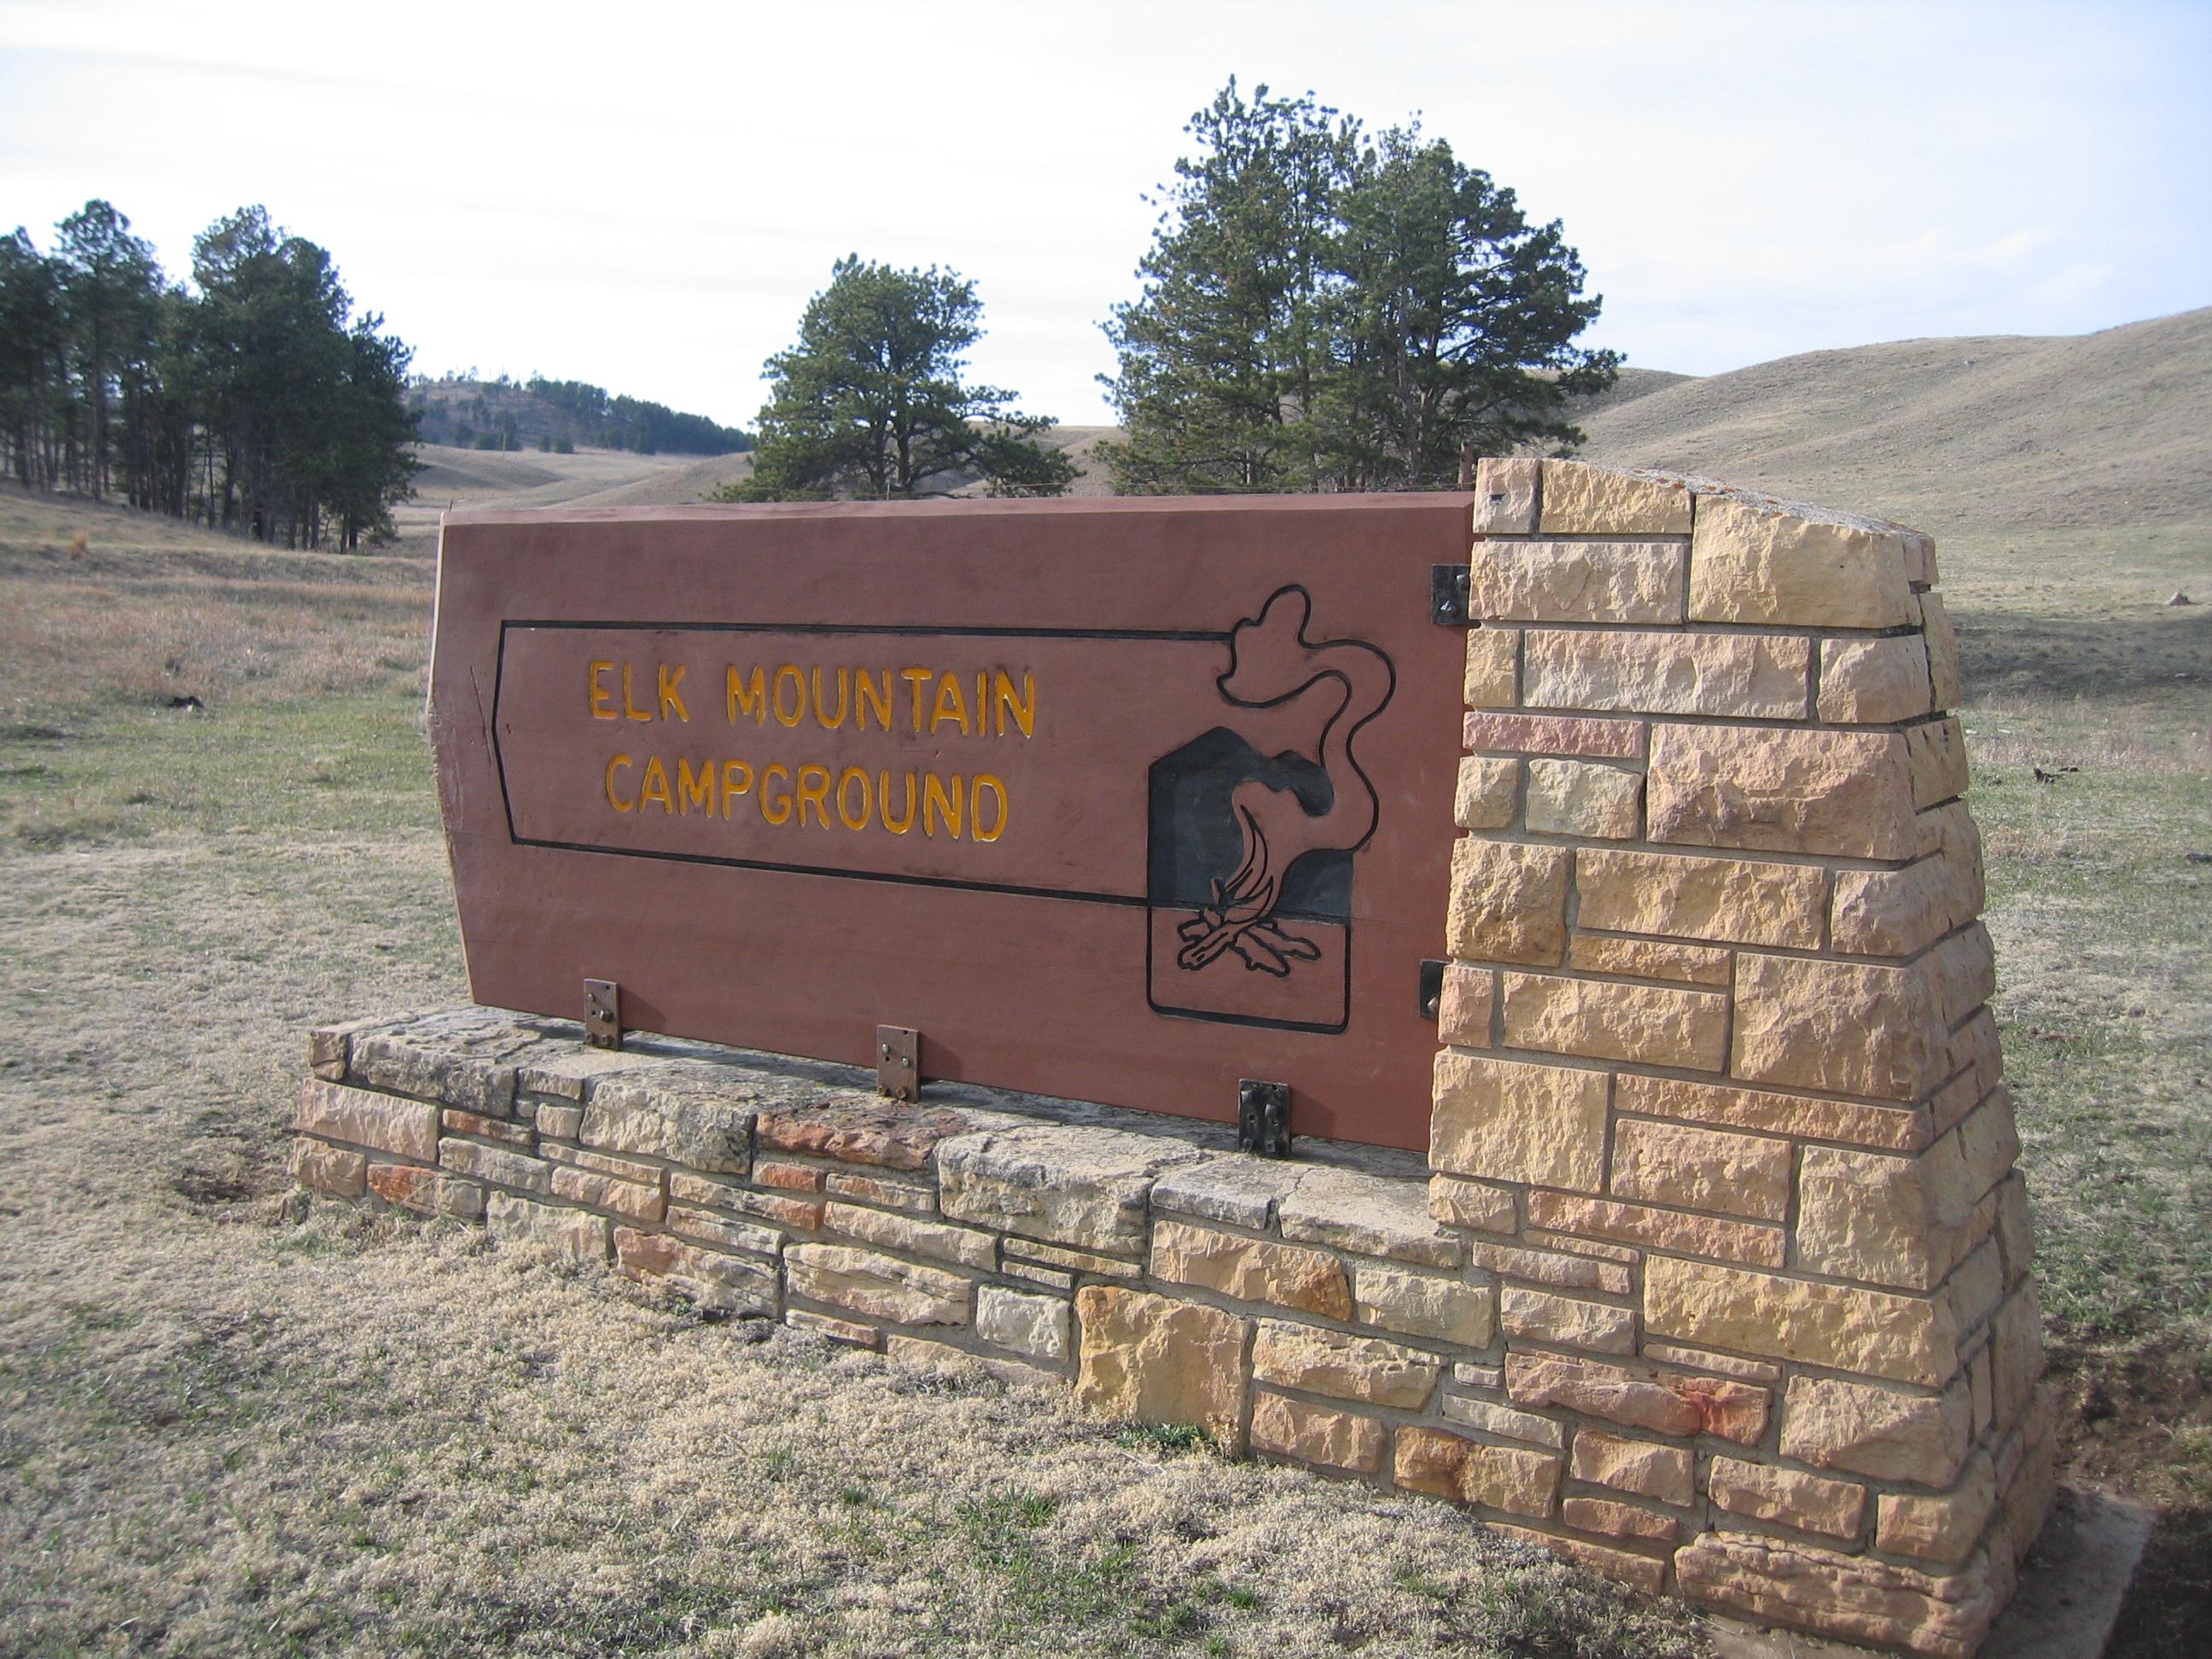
[1902,530,1940,590]
[1500,1286,1634,1353]
[442,1108,532,1149]
[1575,846,1825,948]
[788,1243,971,1326]
[1639,1342,1781,1384]
[1249,1391,1386,1473]
[1503,973,1728,1070]
[533,1103,585,1139]
[1686,494,1916,629]
[1441,1394,1566,1449]
[1732,953,1944,1102]
[550,1164,665,1223]
[306,1012,398,1081]
[753,1158,824,1192]
[1491,1524,1668,1593]
[1645,1257,1959,1387]
[1473,539,1685,624]
[1074,1286,1246,1445]
[1930,923,1997,1027]
[369,1163,486,1220]
[1819,634,1935,724]
[1709,1457,1865,1540]
[1537,461,1692,536]
[294,1080,439,1162]
[514,1043,642,1101]
[1436,964,1494,1049]
[976,1285,1071,1365]
[1922,591,1963,709]
[1397,1426,1562,1516]
[1780,1374,1972,1484]
[614,1226,776,1314]
[1648,723,1928,859]
[1988,1281,2045,1430]
[666,1203,779,1257]
[1150,1219,1352,1318]
[939,1125,1202,1254]
[1926,801,1987,925]
[1427,1174,1516,1234]
[1565,934,1731,985]
[1004,1237,1142,1278]
[289,1137,366,1197]
[1464,711,1646,758]
[787,1307,881,1347]
[1797,1147,1954,1290]
[1944,1238,2005,1335]
[1470,457,1540,534]
[1447,839,1569,965]
[349,1028,520,1117]
[1908,718,1970,809]
[1524,759,1643,839]
[1674,1531,1995,1659]
[1878,1451,1996,1567]
[1250,1319,1441,1408]
[486,1193,608,1261]
[1149,1157,1301,1231]
[1277,1167,1467,1268]
[1464,627,1519,707]
[1610,1118,1790,1221]
[1994,1174,2034,1285]
[674,1176,822,1235]
[824,1201,996,1270]
[1569,1429,1692,1506]
[1525,1191,1785,1267]
[1454,757,1519,830]
[1831,856,1960,958]
[824,1171,935,1213]
[582,1071,752,1173]
[439,1138,551,1195]
[1617,1073,1928,1153]
[755,1097,972,1171]
[1525,629,1808,719]
[1470,1238,1633,1295]
[1354,1266,1495,1346]
[1562,1495,1678,1544]
[1431,1052,1607,1190]
[1506,1353,1769,1444]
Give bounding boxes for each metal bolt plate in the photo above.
[584,978,623,1050]
[1418,958,1447,1022]
[1431,563,1472,626]
[1237,1079,1293,1159]
[876,1025,921,1102]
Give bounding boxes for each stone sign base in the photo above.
[294,1004,2053,1658]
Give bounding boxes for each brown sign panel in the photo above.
[429,497,1470,1150]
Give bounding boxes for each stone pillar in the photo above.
[1428,459,2051,1656]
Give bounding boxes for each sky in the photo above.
[3,0,2208,431]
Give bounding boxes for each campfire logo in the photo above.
[1146,587,1394,1033]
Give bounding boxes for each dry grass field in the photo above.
[1,314,2207,1656]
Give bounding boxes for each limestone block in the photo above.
[1472,540,1685,624]
[1908,718,1971,809]
[614,1227,777,1313]
[486,1192,609,1261]
[1524,760,1643,839]
[1149,1157,1301,1231]
[1441,1394,1566,1449]
[1562,1495,1679,1544]
[1397,1425,1563,1516]
[938,1125,1202,1254]
[439,1138,551,1195]
[1249,1391,1386,1473]
[1566,934,1732,985]
[1464,628,1519,707]
[1502,972,1729,1071]
[294,1080,439,1162]
[1575,847,1825,948]
[1538,461,1693,536]
[1431,1052,1608,1190]
[1149,1219,1353,1318]
[365,1161,484,1220]
[1878,1451,1996,1567]
[1447,839,1569,965]
[1831,855,1960,958]
[582,1071,753,1173]
[1436,963,1494,1049]
[1499,1286,1635,1353]
[1427,1174,1517,1234]
[786,1243,971,1326]
[1732,953,1944,1103]
[1074,1287,1247,1445]
[1453,756,1519,830]
[1686,494,1917,629]
[1818,634,1936,725]
[1617,1073,1928,1153]
[755,1097,972,1172]
[1569,1429,1693,1505]
[1250,1319,1441,1408]
[1470,457,1541,534]
[666,1203,780,1257]
[1644,1257,1959,1387]
[289,1137,366,1196]
[1673,1532,1995,1659]
[824,1202,997,1270]
[1779,1374,1972,1484]
[1506,1353,1769,1444]
[1524,629,1809,719]
[1922,591,1964,709]
[1277,1166,1468,1268]
[1353,1266,1495,1346]
[1709,1457,1866,1540]
[1610,1119,1790,1222]
[1463,711,1646,758]
[550,1164,665,1223]
[1648,723,1930,860]
[976,1285,1071,1365]
[1524,1192,1786,1267]
[1797,1147,1959,1290]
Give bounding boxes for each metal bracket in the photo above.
[1431,563,1471,626]
[876,1025,921,1102]
[1417,959,1447,1022]
[584,979,623,1051]
[1237,1080,1293,1159]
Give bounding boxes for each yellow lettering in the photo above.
[638,756,673,812]
[901,667,934,731]
[773,665,806,727]
[795,764,831,827]
[676,757,714,816]
[604,753,635,810]
[930,672,969,736]
[976,671,987,731]
[878,770,916,833]
[835,766,870,830]
[855,669,893,731]
[590,661,617,719]
[621,661,653,722]
[657,663,689,723]
[726,666,766,724]
[720,760,754,814]
[971,774,1008,841]
[760,764,792,824]
[812,666,849,730]
[923,771,963,839]
[994,671,1033,738]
